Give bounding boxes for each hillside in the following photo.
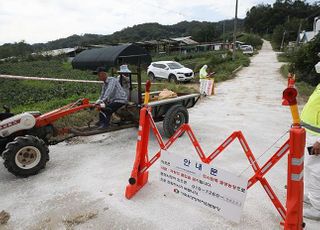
[0,19,244,59]
[107,20,243,44]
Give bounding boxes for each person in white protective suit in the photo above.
[302,58,320,220]
[199,65,214,95]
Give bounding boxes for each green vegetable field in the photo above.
[0,51,250,113]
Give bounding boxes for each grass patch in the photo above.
[277,53,291,62]
[279,64,314,98]
[270,40,280,51]
[280,64,289,77]
[296,81,315,99]
[150,51,250,87]
[0,59,93,79]
[11,93,99,113]
[62,61,73,70]
[262,34,272,41]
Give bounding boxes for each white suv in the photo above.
[239,45,253,55]
[147,61,194,82]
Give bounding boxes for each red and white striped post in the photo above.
[283,87,305,229]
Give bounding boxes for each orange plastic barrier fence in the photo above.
[126,88,305,229]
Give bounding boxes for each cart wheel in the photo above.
[163,105,189,138]
[2,135,49,177]
[148,72,155,82]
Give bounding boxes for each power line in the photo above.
[140,1,187,18]
[137,1,224,23]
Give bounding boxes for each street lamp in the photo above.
[232,0,238,61]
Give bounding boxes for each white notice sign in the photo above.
[159,150,248,223]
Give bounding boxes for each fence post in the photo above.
[125,107,150,199]
[282,86,305,229]
[284,126,305,229]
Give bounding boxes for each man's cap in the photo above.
[93,66,106,74]
[117,64,131,73]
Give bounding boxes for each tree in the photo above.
[245,0,319,34]
[0,41,33,59]
[0,20,246,59]
[290,34,320,86]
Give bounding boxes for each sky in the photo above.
[0,0,318,45]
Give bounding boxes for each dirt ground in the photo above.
[0,41,319,230]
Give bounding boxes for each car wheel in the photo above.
[168,74,178,83]
[148,72,155,82]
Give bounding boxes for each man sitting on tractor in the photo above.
[94,67,128,129]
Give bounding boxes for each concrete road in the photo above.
[0,40,319,230]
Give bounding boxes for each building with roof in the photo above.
[135,36,199,55]
[32,47,85,60]
[169,36,198,45]
[299,17,320,43]
[134,36,238,55]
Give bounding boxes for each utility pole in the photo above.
[232,0,238,61]
[296,19,303,47]
[280,30,286,51]
[223,20,226,42]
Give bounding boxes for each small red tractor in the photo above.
[0,99,96,177]
[0,92,199,177]
[0,70,200,177]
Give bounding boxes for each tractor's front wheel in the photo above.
[2,135,49,177]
